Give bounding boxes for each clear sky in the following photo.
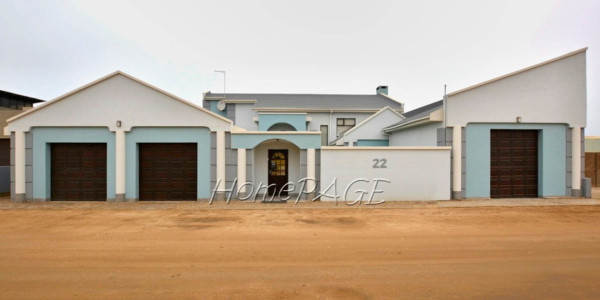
[1,0,598,134]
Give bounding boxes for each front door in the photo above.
[268,149,288,196]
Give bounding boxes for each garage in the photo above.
[51,143,107,200]
[139,143,197,200]
[490,130,538,198]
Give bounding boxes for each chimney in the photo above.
[376,86,388,95]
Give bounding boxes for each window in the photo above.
[320,125,329,146]
[336,118,355,136]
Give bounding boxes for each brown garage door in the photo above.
[139,143,197,200]
[0,139,9,166]
[51,143,107,201]
[490,130,538,198]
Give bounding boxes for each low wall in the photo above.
[320,146,451,202]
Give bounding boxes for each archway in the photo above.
[267,123,297,131]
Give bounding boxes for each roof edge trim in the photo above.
[448,47,588,97]
[7,71,233,125]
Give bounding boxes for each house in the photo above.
[0,90,44,193]
[201,88,404,145]
[3,47,589,202]
[4,72,404,202]
[384,48,588,199]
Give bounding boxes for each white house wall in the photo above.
[233,103,258,130]
[446,51,586,128]
[6,74,231,132]
[320,147,451,201]
[338,109,403,144]
[389,122,442,146]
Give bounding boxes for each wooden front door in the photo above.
[268,149,288,196]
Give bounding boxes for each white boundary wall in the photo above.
[320,147,451,201]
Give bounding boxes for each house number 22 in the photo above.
[372,158,387,168]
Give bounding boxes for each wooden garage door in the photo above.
[490,130,538,198]
[139,143,197,200]
[0,139,10,166]
[51,143,107,201]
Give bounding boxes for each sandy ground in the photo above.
[1,190,600,299]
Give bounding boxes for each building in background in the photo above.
[0,91,44,193]
[585,137,600,187]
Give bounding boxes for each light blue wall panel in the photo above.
[356,139,390,146]
[125,127,211,199]
[258,114,306,131]
[466,123,567,198]
[32,127,116,200]
[231,133,321,149]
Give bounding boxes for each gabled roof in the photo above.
[331,106,404,144]
[0,90,45,104]
[383,100,443,133]
[8,71,232,124]
[204,92,404,112]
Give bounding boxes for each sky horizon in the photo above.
[1,0,598,135]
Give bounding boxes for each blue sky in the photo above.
[1,0,598,134]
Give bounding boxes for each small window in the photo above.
[336,118,355,136]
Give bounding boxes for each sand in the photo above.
[1,197,600,299]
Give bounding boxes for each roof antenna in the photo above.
[443,84,447,141]
[214,70,226,99]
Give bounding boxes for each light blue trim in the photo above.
[209,100,227,118]
[466,123,567,198]
[357,139,389,146]
[125,127,211,199]
[258,114,306,131]
[32,127,116,200]
[231,133,320,149]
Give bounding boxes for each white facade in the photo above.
[388,122,441,146]
[334,107,404,145]
[446,49,587,128]
[6,72,232,133]
[320,147,451,201]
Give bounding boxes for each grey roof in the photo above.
[383,100,443,130]
[204,92,403,110]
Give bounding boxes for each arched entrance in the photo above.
[254,139,300,196]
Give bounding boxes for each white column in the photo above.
[14,131,26,201]
[237,148,246,196]
[452,126,462,199]
[115,130,126,201]
[216,131,226,197]
[306,148,316,197]
[572,126,581,196]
